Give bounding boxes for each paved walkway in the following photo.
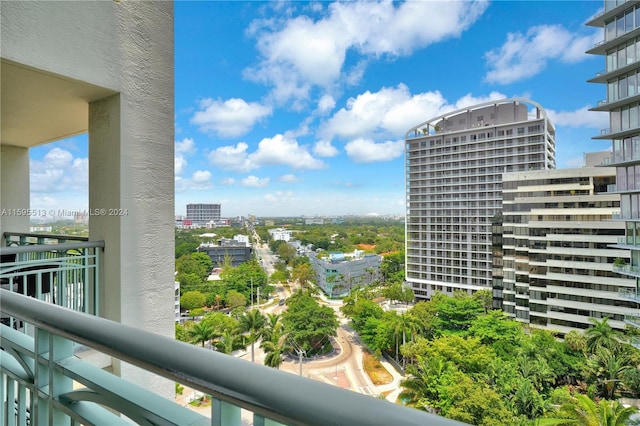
[176,295,407,423]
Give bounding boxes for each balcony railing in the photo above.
[0,290,463,426]
[619,287,640,302]
[4,231,89,247]
[0,237,103,316]
[625,314,640,328]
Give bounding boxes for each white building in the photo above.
[269,228,293,242]
[186,203,221,226]
[405,99,556,300]
[498,166,635,333]
[1,1,174,397]
[234,234,250,245]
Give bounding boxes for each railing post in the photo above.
[212,398,242,426]
[34,328,73,425]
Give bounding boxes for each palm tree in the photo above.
[583,347,633,399]
[261,313,282,342]
[261,331,290,369]
[585,318,621,354]
[538,393,638,426]
[215,330,245,355]
[187,321,217,348]
[399,356,449,414]
[239,308,266,363]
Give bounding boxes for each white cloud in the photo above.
[175,170,214,192]
[175,138,196,176]
[344,138,404,163]
[175,156,187,176]
[209,134,326,172]
[317,94,336,114]
[546,106,609,129]
[313,140,339,157]
[278,174,301,183]
[175,137,196,154]
[208,142,250,171]
[221,177,236,185]
[264,190,297,204]
[246,0,488,104]
[30,148,87,193]
[241,176,270,187]
[321,84,508,142]
[191,98,272,138]
[484,25,602,84]
[192,170,212,183]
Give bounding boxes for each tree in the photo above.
[583,347,633,399]
[215,330,245,355]
[180,291,207,311]
[239,309,266,363]
[291,263,317,293]
[282,292,338,354]
[540,393,638,426]
[187,321,217,348]
[380,251,405,283]
[225,290,247,309]
[261,332,289,369]
[276,243,297,265]
[430,291,484,333]
[585,318,622,355]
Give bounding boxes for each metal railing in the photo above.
[0,290,464,426]
[0,239,103,315]
[4,231,88,246]
[619,287,640,302]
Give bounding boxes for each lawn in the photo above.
[363,352,393,386]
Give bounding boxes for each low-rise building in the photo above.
[309,251,382,297]
[269,228,293,242]
[197,239,252,267]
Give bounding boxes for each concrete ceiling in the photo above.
[1,59,116,148]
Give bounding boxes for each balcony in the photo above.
[0,232,103,315]
[618,287,640,302]
[625,313,640,328]
[0,290,462,426]
[613,263,640,278]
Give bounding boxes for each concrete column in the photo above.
[89,91,174,399]
[0,145,30,242]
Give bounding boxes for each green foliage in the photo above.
[540,393,638,426]
[430,291,484,334]
[176,253,211,282]
[180,291,207,311]
[282,291,338,354]
[382,282,414,304]
[239,309,266,362]
[225,290,246,309]
[340,289,640,424]
[187,321,217,347]
[380,251,405,283]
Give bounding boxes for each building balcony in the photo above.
[625,313,640,328]
[0,232,103,315]
[0,290,461,426]
[618,287,640,302]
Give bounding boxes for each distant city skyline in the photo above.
[29,1,608,218]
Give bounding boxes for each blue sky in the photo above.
[31,1,610,218]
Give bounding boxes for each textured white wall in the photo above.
[2,1,175,398]
[0,146,30,240]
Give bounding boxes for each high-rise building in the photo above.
[498,165,635,334]
[186,203,221,225]
[405,99,556,300]
[587,1,640,341]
